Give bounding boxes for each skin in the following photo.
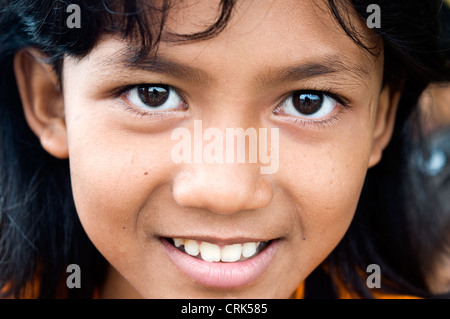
[14,0,401,298]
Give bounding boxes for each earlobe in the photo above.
[13,48,68,159]
[368,85,402,168]
[40,119,69,159]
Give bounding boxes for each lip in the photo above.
[161,237,278,289]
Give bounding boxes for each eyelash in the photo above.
[113,84,351,127]
[278,112,343,129]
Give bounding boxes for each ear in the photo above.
[14,48,68,159]
[368,85,402,168]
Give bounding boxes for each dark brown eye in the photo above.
[123,84,184,111]
[292,93,323,115]
[138,85,169,107]
[278,91,338,119]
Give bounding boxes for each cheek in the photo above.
[279,129,372,263]
[65,110,175,255]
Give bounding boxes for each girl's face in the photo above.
[18,0,399,298]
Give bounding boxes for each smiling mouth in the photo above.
[161,236,279,288]
[165,238,272,263]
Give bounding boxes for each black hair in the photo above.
[0,0,449,298]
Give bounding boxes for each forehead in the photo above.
[85,0,382,86]
[158,0,378,53]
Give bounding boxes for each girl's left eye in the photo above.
[122,84,185,111]
[276,91,339,119]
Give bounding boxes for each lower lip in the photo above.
[161,238,278,289]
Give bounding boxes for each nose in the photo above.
[172,163,274,215]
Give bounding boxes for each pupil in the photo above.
[138,85,169,107]
[293,93,322,115]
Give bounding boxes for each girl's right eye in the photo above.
[122,84,186,112]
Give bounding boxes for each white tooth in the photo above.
[184,240,199,256]
[200,242,221,262]
[242,242,258,258]
[221,244,242,262]
[173,238,184,248]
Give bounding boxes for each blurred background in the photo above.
[408,0,450,295]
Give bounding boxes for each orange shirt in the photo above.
[3,277,421,299]
[294,281,421,299]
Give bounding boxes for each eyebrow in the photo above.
[123,54,208,85]
[264,56,370,83]
[114,51,369,85]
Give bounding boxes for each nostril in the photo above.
[172,166,273,214]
